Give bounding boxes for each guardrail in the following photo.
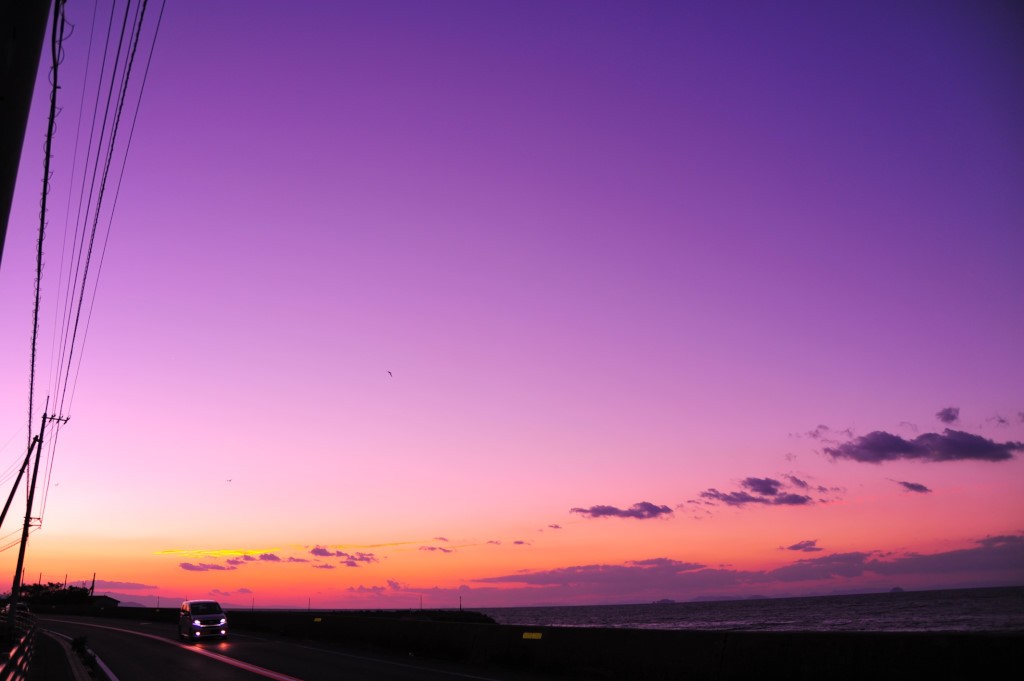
[0,614,35,681]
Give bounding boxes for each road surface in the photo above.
[38,616,566,681]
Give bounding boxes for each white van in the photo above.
[178,600,228,640]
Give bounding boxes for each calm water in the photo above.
[478,586,1024,633]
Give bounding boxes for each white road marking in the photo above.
[42,617,515,681]
[42,619,303,681]
[41,629,122,681]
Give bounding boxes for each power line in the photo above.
[62,0,166,419]
[28,0,68,452]
[36,0,166,526]
[13,0,168,535]
[53,0,134,417]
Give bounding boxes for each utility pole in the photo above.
[0,438,36,532]
[8,410,66,633]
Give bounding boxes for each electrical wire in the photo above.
[0,528,41,554]
[53,0,134,418]
[28,0,68,453]
[48,1,95,412]
[13,0,168,532]
[51,0,116,411]
[64,0,166,417]
[39,0,143,523]
[60,0,155,418]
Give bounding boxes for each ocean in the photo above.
[477,586,1024,633]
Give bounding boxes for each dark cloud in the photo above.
[570,501,673,519]
[785,475,809,489]
[632,558,687,568]
[461,534,1024,604]
[865,535,1024,576]
[434,537,449,542]
[179,562,235,572]
[807,425,829,439]
[696,473,821,509]
[225,557,245,566]
[774,536,1024,582]
[548,524,562,530]
[977,535,1022,549]
[988,414,1009,427]
[700,489,768,506]
[825,429,1022,463]
[936,407,959,424]
[287,557,309,563]
[476,558,706,587]
[259,553,281,562]
[92,580,156,590]
[309,546,378,564]
[237,588,253,594]
[336,551,378,567]
[313,564,336,570]
[741,477,783,496]
[801,425,853,442]
[348,584,386,594]
[786,540,822,552]
[513,540,527,545]
[897,481,932,494]
[769,552,873,582]
[420,546,454,553]
[775,493,812,505]
[700,488,812,507]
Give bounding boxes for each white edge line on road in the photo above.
[42,619,304,681]
[43,618,513,681]
[42,629,122,681]
[182,646,304,681]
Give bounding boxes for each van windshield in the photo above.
[191,602,222,615]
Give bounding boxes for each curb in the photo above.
[38,630,112,681]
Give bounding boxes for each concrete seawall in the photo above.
[101,607,1020,680]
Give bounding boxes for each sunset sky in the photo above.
[1,1,1022,610]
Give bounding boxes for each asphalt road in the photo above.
[38,616,567,681]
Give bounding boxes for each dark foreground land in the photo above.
[34,606,1024,680]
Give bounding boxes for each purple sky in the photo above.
[1,1,1022,608]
